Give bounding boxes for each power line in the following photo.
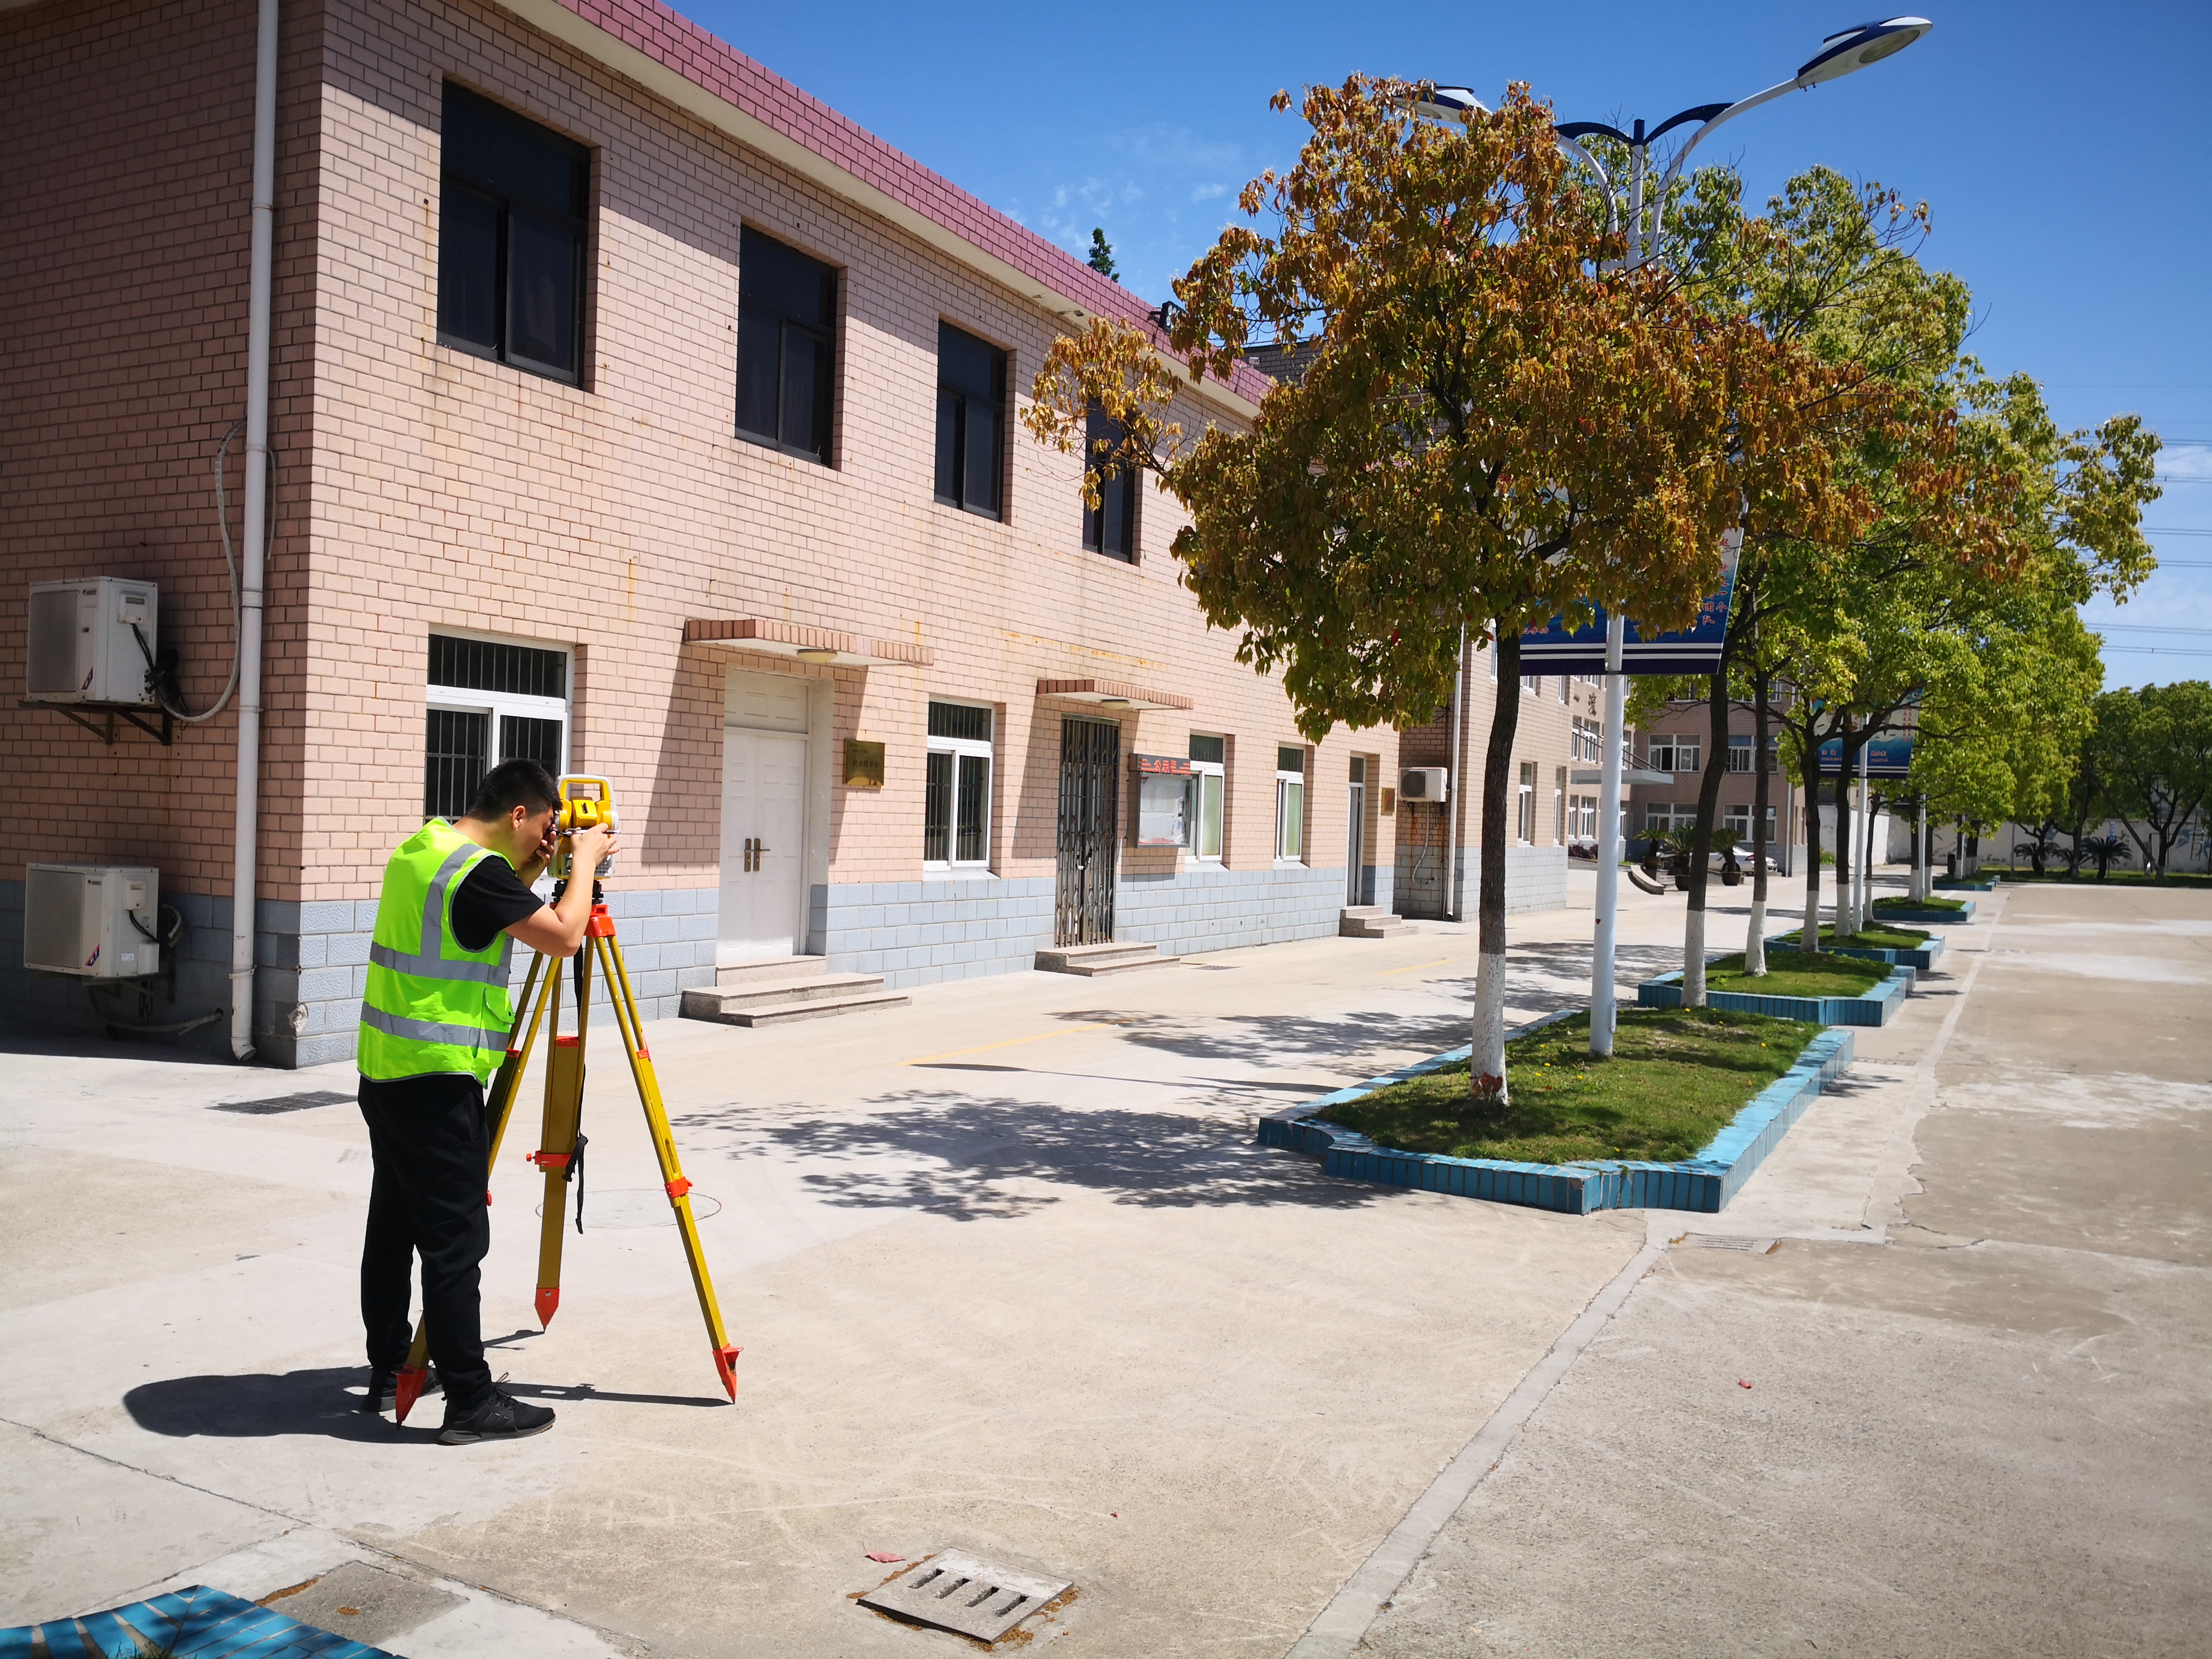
[2094,624,2212,634]
[2102,644,2212,654]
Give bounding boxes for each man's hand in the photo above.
[568,822,617,875]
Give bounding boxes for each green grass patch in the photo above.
[1701,950,1889,998]
[1874,894,1966,913]
[1991,866,2212,889]
[1772,923,1930,952]
[1325,1008,1816,1165]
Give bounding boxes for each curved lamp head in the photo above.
[1412,85,1487,124]
[1797,17,1932,87]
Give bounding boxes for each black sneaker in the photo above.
[363,1367,442,1414]
[438,1384,555,1445]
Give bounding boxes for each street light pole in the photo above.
[1419,16,1931,1060]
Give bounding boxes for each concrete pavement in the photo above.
[14,871,2194,1657]
[1358,880,2211,1657]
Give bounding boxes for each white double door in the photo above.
[719,726,807,964]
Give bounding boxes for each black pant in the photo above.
[358,1073,494,1412]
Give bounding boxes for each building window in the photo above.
[425,634,571,818]
[1517,761,1536,843]
[1521,675,1540,697]
[1726,736,1754,773]
[1190,734,1226,861]
[923,700,993,867]
[1724,804,1778,843]
[935,323,1005,518]
[1572,715,1604,764]
[1559,676,1571,704]
[1080,404,1138,561]
[1648,736,1700,774]
[437,85,589,384]
[1555,766,1568,842]
[736,227,835,463]
[1275,745,1306,862]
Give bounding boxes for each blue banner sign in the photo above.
[1816,731,1915,778]
[1517,535,1740,676]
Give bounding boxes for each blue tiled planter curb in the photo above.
[1255,1015,1855,1216]
[1764,932,1944,971]
[1874,899,1976,924]
[1637,961,1912,1027]
[1933,876,1998,892]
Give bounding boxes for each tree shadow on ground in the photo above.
[673,1088,1390,1220]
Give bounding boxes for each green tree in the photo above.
[1087,228,1117,279]
[2092,682,2212,878]
[1026,77,1875,1103]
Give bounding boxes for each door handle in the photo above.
[743,836,756,873]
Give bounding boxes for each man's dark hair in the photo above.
[465,759,561,822]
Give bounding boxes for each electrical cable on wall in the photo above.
[132,420,254,724]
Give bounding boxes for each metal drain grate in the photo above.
[860,1550,1070,1643]
[1686,1235,1778,1254]
[214,1089,354,1115]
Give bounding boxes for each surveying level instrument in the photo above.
[390,777,739,1421]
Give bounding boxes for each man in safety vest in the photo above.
[357,758,615,1444]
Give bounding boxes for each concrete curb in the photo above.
[1933,876,1999,892]
[1256,1016,1855,1216]
[1763,931,1945,971]
[1637,962,1913,1027]
[1874,899,1976,924]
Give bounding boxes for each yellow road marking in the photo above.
[899,1023,1108,1065]
[1380,958,1459,976]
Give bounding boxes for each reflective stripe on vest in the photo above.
[358,821,518,1082]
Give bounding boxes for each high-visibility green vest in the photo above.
[358,819,518,1082]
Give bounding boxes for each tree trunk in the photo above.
[1861,785,1881,920]
[1681,668,1732,1005]
[1747,672,1773,976]
[1471,630,1522,1109]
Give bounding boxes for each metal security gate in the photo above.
[1055,717,1120,946]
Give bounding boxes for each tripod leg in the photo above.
[592,927,741,1401]
[394,952,553,1423]
[530,947,594,1326]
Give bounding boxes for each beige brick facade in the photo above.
[4,0,1573,1064]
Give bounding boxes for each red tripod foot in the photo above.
[712,1343,741,1401]
[535,1286,560,1327]
[392,1364,431,1424]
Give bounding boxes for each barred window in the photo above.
[424,634,571,819]
[923,701,993,867]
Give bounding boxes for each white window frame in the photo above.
[1190,734,1226,863]
[424,632,572,821]
[1517,760,1536,844]
[1275,745,1307,865]
[924,698,994,872]
[1520,674,1540,697]
[1649,736,1700,775]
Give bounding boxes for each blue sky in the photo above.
[684,0,2212,689]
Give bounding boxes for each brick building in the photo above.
[1626,698,1805,870]
[4,0,1575,1066]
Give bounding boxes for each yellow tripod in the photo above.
[391,882,739,1420]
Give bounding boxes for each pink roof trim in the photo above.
[557,0,1272,406]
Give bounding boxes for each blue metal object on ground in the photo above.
[0,1585,396,1659]
[1764,932,1945,971]
[1637,963,1913,1027]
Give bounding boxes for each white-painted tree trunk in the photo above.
[1472,948,1508,1094]
[1745,897,1767,975]
[1682,908,1707,1005]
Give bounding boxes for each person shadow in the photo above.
[123,1332,727,1439]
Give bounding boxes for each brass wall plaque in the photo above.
[843,739,885,788]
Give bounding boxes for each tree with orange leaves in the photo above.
[1025,76,1888,1109]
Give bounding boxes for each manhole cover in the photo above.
[534,1187,722,1228]
[860,1550,1070,1644]
[214,1089,353,1114]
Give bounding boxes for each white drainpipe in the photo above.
[230,0,277,1061]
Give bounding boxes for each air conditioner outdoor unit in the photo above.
[24,864,161,979]
[1399,767,1449,802]
[26,577,158,705]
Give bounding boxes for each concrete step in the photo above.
[1340,905,1394,919]
[716,954,827,988]
[1034,941,1175,977]
[681,967,910,1027]
[1340,915,1417,938]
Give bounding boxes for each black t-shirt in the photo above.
[449,856,548,952]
